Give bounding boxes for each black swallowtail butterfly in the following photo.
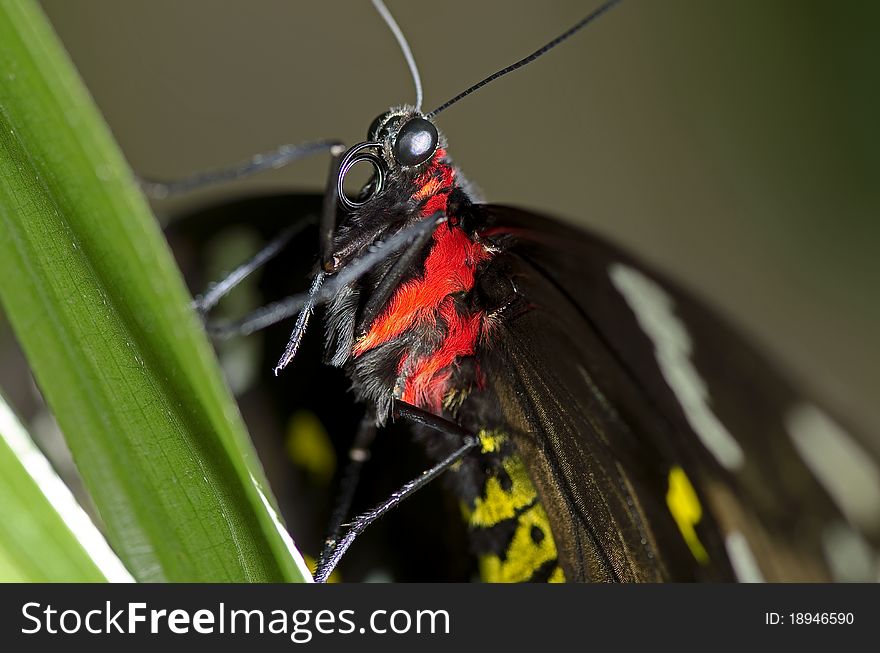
[145,0,880,582]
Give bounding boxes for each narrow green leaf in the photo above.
[0,0,309,582]
[0,394,131,582]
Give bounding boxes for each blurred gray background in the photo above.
[32,0,880,436]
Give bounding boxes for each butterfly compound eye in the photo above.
[393,117,438,167]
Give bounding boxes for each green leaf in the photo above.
[0,394,131,582]
[0,0,309,582]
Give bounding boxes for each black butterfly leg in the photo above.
[271,144,351,372]
[206,215,442,340]
[318,148,343,267]
[313,402,479,583]
[139,139,344,199]
[317,412,378,567]
[192,222,309,314]
[191,145,346,321]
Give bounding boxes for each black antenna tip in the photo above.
[427,0,623,119]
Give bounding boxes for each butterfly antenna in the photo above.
[427,0,622,118]
[371,0,424,111]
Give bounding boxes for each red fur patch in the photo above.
[412,149,455,217]
[353,226,490,355]
[412,149,451,198]
[402,298,483,411]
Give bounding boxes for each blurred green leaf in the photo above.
[0,394,130,582]
[0,0,309,582]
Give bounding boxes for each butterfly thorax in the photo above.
[325,142,486,418]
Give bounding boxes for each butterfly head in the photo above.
[325,106,456,274]
[336,106,445,211]
[368,107,440,168]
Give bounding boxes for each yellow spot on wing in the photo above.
[666,466,710,565]
[286,410,336,486]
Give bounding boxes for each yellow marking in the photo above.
[479,503,560,582]
[285,410,336,486]
[477,429,507,454]
[465,435,563,582]
[469,454,536,527]
[548,566,566,583]
[666,466,710,565]
[304,555,340,583]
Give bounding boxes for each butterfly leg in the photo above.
[205,215,442,339]
[138,139,344,199]
[192,143,346,322]
[317,411,378,567]
[313,402,479,583]
[192,221,309,314]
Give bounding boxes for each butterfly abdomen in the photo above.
[457,429,565,583]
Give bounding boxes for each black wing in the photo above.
[475,204,880,582]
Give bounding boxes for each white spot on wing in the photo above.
[786,404,880,532]
[0,398,134,582]
[250,473,314,582]
[725,531,764,582]
[609,263,745,470]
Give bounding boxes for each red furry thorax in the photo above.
[353,150,492,412]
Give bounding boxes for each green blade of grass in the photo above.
[0,0,309,582]
[0,394,132,582]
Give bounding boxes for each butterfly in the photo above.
[148,0,880,582]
